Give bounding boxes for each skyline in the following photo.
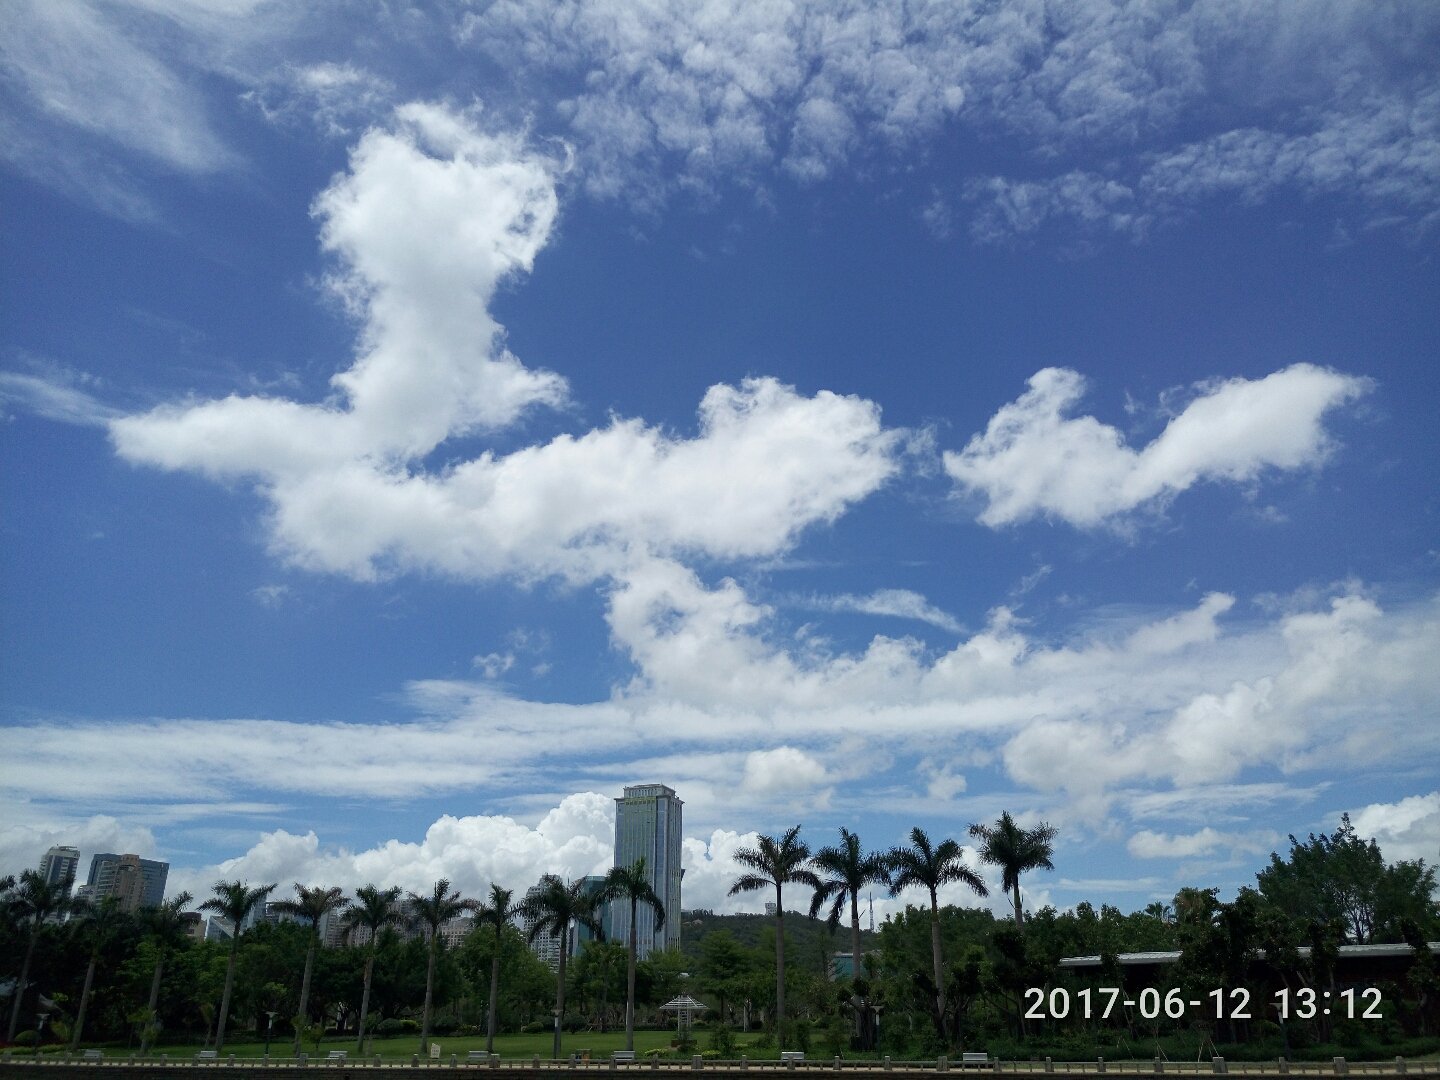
[2,0,1437,927]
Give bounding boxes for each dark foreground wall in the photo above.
[4,1061,1439,1080]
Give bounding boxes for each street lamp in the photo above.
[264,1011,279,1058]
[552,1007,561,1060]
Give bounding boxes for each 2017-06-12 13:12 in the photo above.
[1023,986,1384,1022]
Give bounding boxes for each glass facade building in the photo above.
[610,784,683,958]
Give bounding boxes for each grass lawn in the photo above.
[140,1028,726,1060]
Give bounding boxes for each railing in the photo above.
[0,1052,1434,1076]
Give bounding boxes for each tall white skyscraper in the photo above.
[610,784,683,959]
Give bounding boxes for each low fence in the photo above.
[2,1054,1437,1080]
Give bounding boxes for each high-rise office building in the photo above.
[573,875,609,956]
[521,884,564,969]
[85,853,169,911]
[609,784,683,959]
[38,846,80,894]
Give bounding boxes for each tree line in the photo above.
[2,813,1436,1060]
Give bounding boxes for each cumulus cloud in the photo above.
[1347,792,1440,864]
[164,793,617,903]
[944,365,1370,529]
[741,747,829,795]
[0,813,159,884]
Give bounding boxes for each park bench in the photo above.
[196,1050,218,1062]
[961,1054,989,1065]
[613,1051,637,1063]
[468,1050,493,1062]
[781,1052,806,1062]
[327,1050,347,1060]
[82,1050,103,1061]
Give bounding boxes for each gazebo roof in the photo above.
[659,995,708,1011]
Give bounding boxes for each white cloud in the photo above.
[945,365,1369,529]
[460,0,1439,232]
[165,793,616,904]
[792,589,963,634]
[0,811,158,884]
[1127,826,1279,859]
[110,105,899,587]
[0,1,235,175]
[1347,792,1440,864]
[0,370,119,427]
[741,747,829,796]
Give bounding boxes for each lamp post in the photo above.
[264,1011,278,1058]
[552,1007,561,1060]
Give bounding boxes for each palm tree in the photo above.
[137,891,195,1053]
[886,827,988,1043]
[968,812,1056,935]
[269,884,349,1054]
[518,875,604,1059]
[343,885,403,1054]
[727,825,822,1048]
[407,879,475,1055]
[809,827,889,980]
[472,884,517,1056]
[67,896,133,1051]
[199,880,277,1053]
[6,869,82,1041]
[599,859,666,1051]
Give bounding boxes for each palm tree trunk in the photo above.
[486,950,500,1055]
[356,950,375,1054]
[553,928,569,1060]
[147,950,166,1017]
[625,898,638,1051]
[849,895,864,1045]
[774,885,786,1049]
[294,936,316,1054]
[420,934,438,1053]
[928,890,948,1043]
[1012,882,1024,933]
[216,938,239,1054]
[6,930,39,1041]
[70,951,98,1050]
[142,952,165,1053]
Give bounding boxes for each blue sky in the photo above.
[1,0,1437,922]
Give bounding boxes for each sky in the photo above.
[1,0,1438,928]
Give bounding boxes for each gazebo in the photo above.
[659,994,708,1038]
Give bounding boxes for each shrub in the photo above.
[520,1021,547,1034]
[375,1018,421,1036]
[13,1031,39,1047]
[707,1023,737,1057]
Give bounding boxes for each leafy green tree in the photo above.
[344,885,403,1052]
[198,879,277,1053]
[1257,814,1438,943]
[600,858,667,1050]
[697,930,752,1025]
[728,825,822,1048]
[406,879,474,1054]
[6,869,83,1041]
[886,827,988,1044]
[518,875,603,1058]
[269,884,348,1053]
[456,920,553,1032]
[968,812,1056,935]
[137,891,195,1052]
[472,885,518,1053]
